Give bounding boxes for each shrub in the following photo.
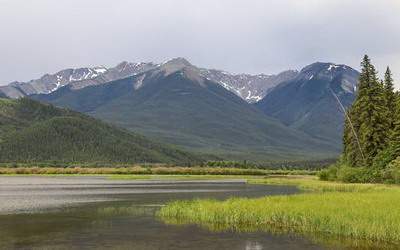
[320,154,397,184]
[318,166,338,181]
[381,158,400,184]
[335,166,364,183]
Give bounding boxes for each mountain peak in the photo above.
[162,57,192,67]
[297,62,359,92]
[300,62,353,74]
[159,57,197,77]
[256,62,359,148]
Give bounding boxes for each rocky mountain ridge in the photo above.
[0,58,298,102]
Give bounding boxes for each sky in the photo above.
[1,0,400,88]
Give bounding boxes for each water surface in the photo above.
[0,176,325,249]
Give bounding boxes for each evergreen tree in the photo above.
[343,55,389,167]
[383,67,396,129]
[343,105,363,166]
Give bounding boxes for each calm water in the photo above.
[0,177,326,249]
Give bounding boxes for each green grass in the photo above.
[158,177,400,247]
[249,175,394,192]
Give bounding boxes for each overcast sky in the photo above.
[1,0,400,87]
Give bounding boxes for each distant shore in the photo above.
[0,166,317,176]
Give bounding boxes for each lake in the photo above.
[0,176,325,249]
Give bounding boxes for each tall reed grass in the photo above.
[158,178,400,245]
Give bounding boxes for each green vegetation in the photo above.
[327,55,400,183]
[343,55,389,167]
[0,166,316,176]
[249,175,392,192]
[206,159,336,170]
[158,176,400,247]
[0,98,201,165]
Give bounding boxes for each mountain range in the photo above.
[0,59,298,103]
[0,58,360,163]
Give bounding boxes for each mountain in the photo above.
[0,62,158,99]
[0,66,108,98]
[200,69,298,103]
[34,58,338,162]
[0,98,201,164]
[255,62,359,147]
[0,60,296,104]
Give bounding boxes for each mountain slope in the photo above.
[200,69,298,103]
[0,98,200,164]
[256,62,359,147]
[35,58,339,162]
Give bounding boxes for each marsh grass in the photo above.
[249,175,394,192]
[158,177,400,246]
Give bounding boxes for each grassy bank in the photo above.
[0,166,316,176]
[158,177,400,246]
[249,175,393,192]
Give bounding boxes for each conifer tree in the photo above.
[343,55,389,167]
[343,105,363,166]
[383,67,396,129]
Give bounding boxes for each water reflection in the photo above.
[245,241,263,250]
[0,181,324,250]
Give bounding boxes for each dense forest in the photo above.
[321,55,400,183]
[0,98,201,165]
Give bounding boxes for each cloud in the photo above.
[0,0,399,87]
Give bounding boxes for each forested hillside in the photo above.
[0,98,201,165]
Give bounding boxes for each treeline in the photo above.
[0,166,316,176]
[321,55,400,183]
[206,159,335,170]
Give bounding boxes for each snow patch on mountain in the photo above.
[327,64,340,71]
[200,69,298,103]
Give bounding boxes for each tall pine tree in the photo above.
[343,55,389,167]
[383,67,396,130]
[343,104,363,167]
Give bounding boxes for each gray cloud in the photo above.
[1,0,399,87]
